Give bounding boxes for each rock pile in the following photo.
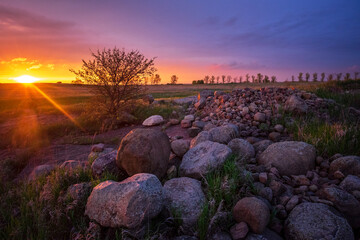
[33,87,359,239]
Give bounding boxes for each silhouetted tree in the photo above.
[71,79,84,84]
[70,47,156,117]
[355,72,359,80]
[197,80,204,84]
[192,80,197,84]
[245,74,250,83]
[312,73,318,82]
[226,75,232,83]
[170,75,178,84]
[264,75,269,83]
[234,77,238,83]
[239,76,243,83]
[291,75,295,82]
[327,74,333,82]
[216,76,220,84]
[210,75,215,84]
[344,73,351,81]
[222,75,226,84]
[152,74,161,85]
[251,75,255,83]
[257,73,263,83]
[298,72,303,82]
[320,73,325,82]
[271,76,276,83]
[336,73,342,81]
[305,73,310,82]
[204,75,210,84]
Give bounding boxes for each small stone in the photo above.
[274,124,284,133]
[181,119,192,128]
[285,195,299,212]
[91,143,105,152]
[259,172,268,184]
[268,132,281,142]
[334,170,345,179]
[169,119,180,125]
[254,112,266,122]
[230,222,249,240]
[309,185,318,192]
[142,115,164,126]
[184,115,195,121]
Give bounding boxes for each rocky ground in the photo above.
[28,87,360,240]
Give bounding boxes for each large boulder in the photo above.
[233,197,270,234]
[284,95,308,114]
[319,187,360,228]
[228,138,255,162]
[142,115,164,126]
[257,141,316,176]
[284,202,354,240]
[117,128,171,179]
[209,124,239,144]
[85,173,163,229]
[163,177,206,233]
[253,140,273,155]
[329,155,360,178]
[179,141,232,179]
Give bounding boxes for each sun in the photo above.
[13,75,39,83]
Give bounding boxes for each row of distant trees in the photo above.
[193,74,277,84]
[290,72,359,82]
[191,72,360,84]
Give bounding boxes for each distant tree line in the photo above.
[291,72,359,82]
[191,71,360,85]
[192,74,277,85]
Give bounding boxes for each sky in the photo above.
[0,0,359,83]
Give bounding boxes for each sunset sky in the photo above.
[1,0,359,83]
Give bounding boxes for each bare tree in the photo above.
[313,73,318,82]
[152,74,161,85]
[70,47,156,117]
[170,75,178,84]
[251,75,255,83]
[257,73,263,83]
[320,73,325,82]
[245,74,250,83]
[216,76,220,84]
[221,75,226,84]
[298,72,303,82]
[204,75,210,84]
[291,75,295,82]
[210,75,215,84]
[336,73,342,81]
[327,74,333,82]
[305,73,310,82]
[355,72,359,80]
[263,75,269,83]
[239,76,243,83]
[226,75,232,83]
[344,73,351,81]
[234,77,238,83]
[271,76,276,83]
